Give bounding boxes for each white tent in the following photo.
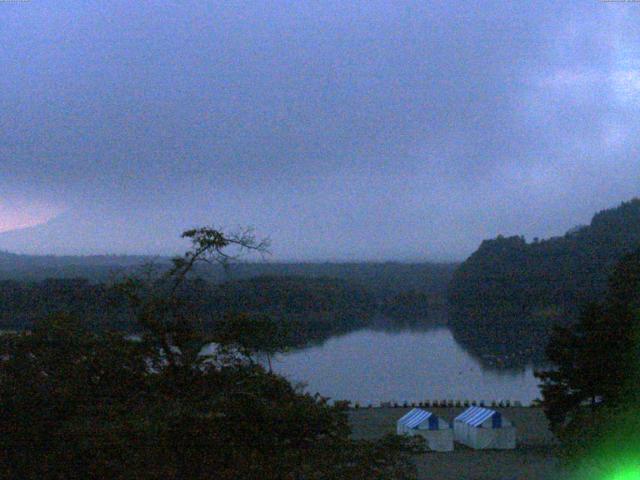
[396,408,454,452]
[453,406,516,450]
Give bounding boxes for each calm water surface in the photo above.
[270,327,542,406]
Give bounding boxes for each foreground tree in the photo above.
[0,313,150,478]
[0,227,421,479]
[536,248,640,465]
[213,312,290,371]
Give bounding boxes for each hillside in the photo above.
[447,198,640,365]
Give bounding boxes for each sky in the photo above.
[1,0,639,261]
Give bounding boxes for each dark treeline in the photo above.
[220,262,456,299]
[186,275,377,346]
[0,254,456,296]
[0,272,450,348]
[446,198,640,366]
[0,278,126,331]
[0,253,457,349]
[449,198,640,320]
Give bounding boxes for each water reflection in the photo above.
[270,326,543,406]
[288,312,548,370]
[448,315,550,369]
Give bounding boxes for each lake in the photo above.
[269,326,543,406]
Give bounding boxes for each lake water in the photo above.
[269,327,542,406]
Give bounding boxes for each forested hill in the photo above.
[448,198,640,323]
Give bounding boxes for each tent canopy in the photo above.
[454,406,516,449]
[455,406,504,428]
[397,408,444,431]
[397,408,454,452]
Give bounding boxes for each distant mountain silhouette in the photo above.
[0,210,166,280]
[0,208,183,256]
[0,249,154,269]
[0,249,157,283]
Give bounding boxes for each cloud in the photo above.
[0,198,63,234]
[612,69,640,104]
[0,1,639,259]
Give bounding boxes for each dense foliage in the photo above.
[0,227,422,479]
[0,275,372,339]
[381,290,435,319]
[0,315,421,479]
[536,248,640,462]
[202,275,375,317]
[201,275,377,346]
[449,198,640,321]
[0,278,127,330]
[0,271,449,345]
[447,198,640,365]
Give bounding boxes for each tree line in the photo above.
[0,272,446,347]
[446,198,640,366]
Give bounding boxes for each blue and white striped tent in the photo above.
[455,406,503,428]
[454,407,515,449]
[396,408,453,452]
[397,408,439,431]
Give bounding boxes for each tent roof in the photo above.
[455,406,499,427]
[397,408,433,429]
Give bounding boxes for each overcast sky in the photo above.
[1,0,639,261]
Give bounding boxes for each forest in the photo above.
[0,268,452,349]
[449,200,639,311]
[445,198,640,366]
[449,198,640,321]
